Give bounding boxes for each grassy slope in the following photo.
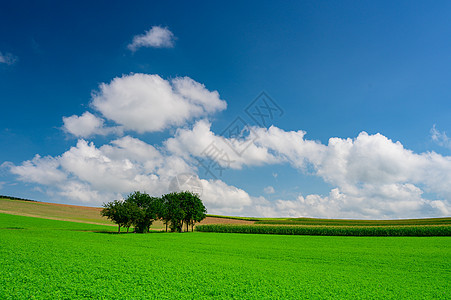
[0,198,110,224]
[1,213,450,299]
[0,198,172,229]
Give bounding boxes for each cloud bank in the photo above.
[8,74,451,219]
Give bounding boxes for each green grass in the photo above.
[196,224,451,236]
[1,213,450,299]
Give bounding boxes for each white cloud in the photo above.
[165,119,280,169]
[10,155,66,185]
[272,183,450,219]
[8,135,259,211]
[7,128,253,212]
[264,186,275,194]
[431,125,451,149]
[0,51,17,65]
[91,74,227,133]
[166,122,451,217]
[9,137,176,205]
[7,73,451,218]
[62,112,123,138]
[128,26,175,51]
[200,179,253,215]
[252,129,451,218]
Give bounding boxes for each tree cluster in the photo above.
[101,191,207,233]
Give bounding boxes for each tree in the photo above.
[122,200,141,233]
[191,196,207,231]
[160,191,207,232]
[180,191,207,232]
[101,191,207,233]
[125,191,158,233]
[161,192,186,232]
[101,200,127,233]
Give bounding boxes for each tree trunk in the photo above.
[192,223,194,232]
[186,221,189,232]
[165,222,168,232]
[127,227,129,233]
[118,225,121,234]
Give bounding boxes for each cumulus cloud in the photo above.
[165,120,280,169]
[91,74,227,133]
[7,136,254,213]
[165,121,451,218]
[431,125,451,149]
[10,155,66,185]
[128,26,175,51]
[0,51,17,65]
[7,74,451,218]
[62,112,123,138]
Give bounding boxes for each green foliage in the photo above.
[101,200,128,233]
[1,213,450,299]
[161,192,186,232]
[125,191,158,233]
[180,191,207,232]
[195,224,451,236]
[101,191,206,233]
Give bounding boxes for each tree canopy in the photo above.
[101,191,207,233]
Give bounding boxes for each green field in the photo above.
[1,213,450,299]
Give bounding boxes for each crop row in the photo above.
[195,224,451,236]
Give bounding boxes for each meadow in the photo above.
[1,213,450,299]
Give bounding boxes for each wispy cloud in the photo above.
[0,51,18,65]
[128,26,175,51]
[431,125,451,149]
[264,186,275,194]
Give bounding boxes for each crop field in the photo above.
[1,213,450,299]
[196,224,451,236]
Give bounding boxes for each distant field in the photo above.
[0,198,111,225]
[0,198,253,230]
[1,213,449,299]
[208,215,451,226]
[254,217,451,226]
[1,197,450,233]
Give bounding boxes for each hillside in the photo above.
[0,198,255,228]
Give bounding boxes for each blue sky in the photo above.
[1,1,450,218]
